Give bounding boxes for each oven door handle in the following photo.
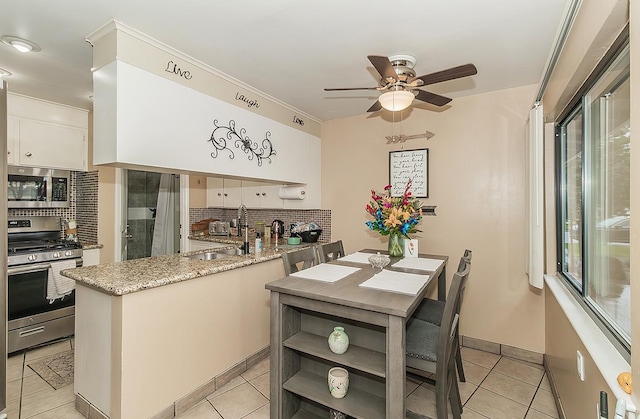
[7,262,52,275]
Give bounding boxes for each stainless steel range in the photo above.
[7,216,82,353]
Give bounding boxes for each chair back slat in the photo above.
[316,240,345,263]
[282,247,319,275]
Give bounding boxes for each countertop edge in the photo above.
[62,246,294,296]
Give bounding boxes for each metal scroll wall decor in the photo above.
[207,119,276,167]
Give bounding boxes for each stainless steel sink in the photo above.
[185,247,243,260]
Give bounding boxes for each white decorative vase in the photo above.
[328,326,349,354]
[328,367,349,399]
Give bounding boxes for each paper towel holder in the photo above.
[279,185,307,200]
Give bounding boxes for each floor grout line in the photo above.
[5,339,558,419]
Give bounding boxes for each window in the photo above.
[557,42,630,350]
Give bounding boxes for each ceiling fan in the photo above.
[324,55,477,112]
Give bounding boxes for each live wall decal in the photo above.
[207,119,277,167]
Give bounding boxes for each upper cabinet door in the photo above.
[260,183,284,209]
[241,181,262,208]
[222,179,242,208]
[241,181,284,209]
[17,119,86,171]
[206,177,224,207]
[7,116,17,165]
[8,93,89,171]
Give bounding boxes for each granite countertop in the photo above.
[82,243,103,250]
[62,241,316,297]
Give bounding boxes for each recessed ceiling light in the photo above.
[0,68,12,77]
[1,36,41,53]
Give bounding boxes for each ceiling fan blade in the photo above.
[411,63,478,86]
[367,101,382,112]
[367,55,398,81]
[415,90,452,107]
[324,87,379,91]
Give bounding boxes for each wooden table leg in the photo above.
[387,315,406,418]
[270,292,283,418]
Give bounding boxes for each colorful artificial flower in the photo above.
[365,179,423,238]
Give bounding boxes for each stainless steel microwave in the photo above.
[8,166,70,208]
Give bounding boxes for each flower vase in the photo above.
[328,367,349,398]
[388,232,404,257]
[328,326,349,354]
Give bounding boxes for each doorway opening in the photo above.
[125,170,180,260]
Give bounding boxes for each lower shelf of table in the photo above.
[291,410,325,419]
[283,370,385,419]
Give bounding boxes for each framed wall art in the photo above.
[389,148,429,198]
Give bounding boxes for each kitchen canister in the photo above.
[328,326,349,354]
[327,367,349,398]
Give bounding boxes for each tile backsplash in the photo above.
[190,208,332,242]
[7,170,329,248]
[7,170,99,245]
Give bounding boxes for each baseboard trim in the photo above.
[75,346,270,419]
[461,335,544,364]
[543,355,567,419]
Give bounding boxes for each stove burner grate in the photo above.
[8,240,82,254]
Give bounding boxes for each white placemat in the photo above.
[359,270,430,295]
[339,252,376,264]
[290,264,362,283]
[392,257,444,272]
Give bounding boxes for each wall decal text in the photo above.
[235,92,260,109]
[165,60,192,80]
[293,116,305,126]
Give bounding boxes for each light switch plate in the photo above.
[577,350,585,381]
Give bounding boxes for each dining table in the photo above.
[266,248,448,419]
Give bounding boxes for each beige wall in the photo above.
[189,174,207,208]
[96,167,116,263]
[544,286,611,418]
[541,0,636,415]
[87,111,117,264]
[630,0,639,411]
[321,84,544,352]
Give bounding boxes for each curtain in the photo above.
[151,174,177,256]
[526,105,545,288]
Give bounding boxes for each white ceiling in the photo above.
[0,0,568,122]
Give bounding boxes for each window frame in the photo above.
[554,27,630,359]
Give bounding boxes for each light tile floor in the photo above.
[2,340,559,419]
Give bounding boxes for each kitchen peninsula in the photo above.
[62,243,298,419]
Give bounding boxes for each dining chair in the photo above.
[411,249,472,382]
[406,264,471,419]
[316,240,345,263]
[281,247,320,275]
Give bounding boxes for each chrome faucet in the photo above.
[237,204,250,254]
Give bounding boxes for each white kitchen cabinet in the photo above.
[241,181,283,209]
[15,119,86,170]
[284,136,321,209]
[7,93,89,171]
[206,178,242,208]
[83,248,101,266]
[7,116,17,165]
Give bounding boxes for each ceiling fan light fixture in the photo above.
[378,90,414,111]
[1,36,41,53]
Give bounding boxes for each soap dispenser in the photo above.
[255,233,262,253]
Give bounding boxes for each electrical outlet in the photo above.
[577,350,585,381]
